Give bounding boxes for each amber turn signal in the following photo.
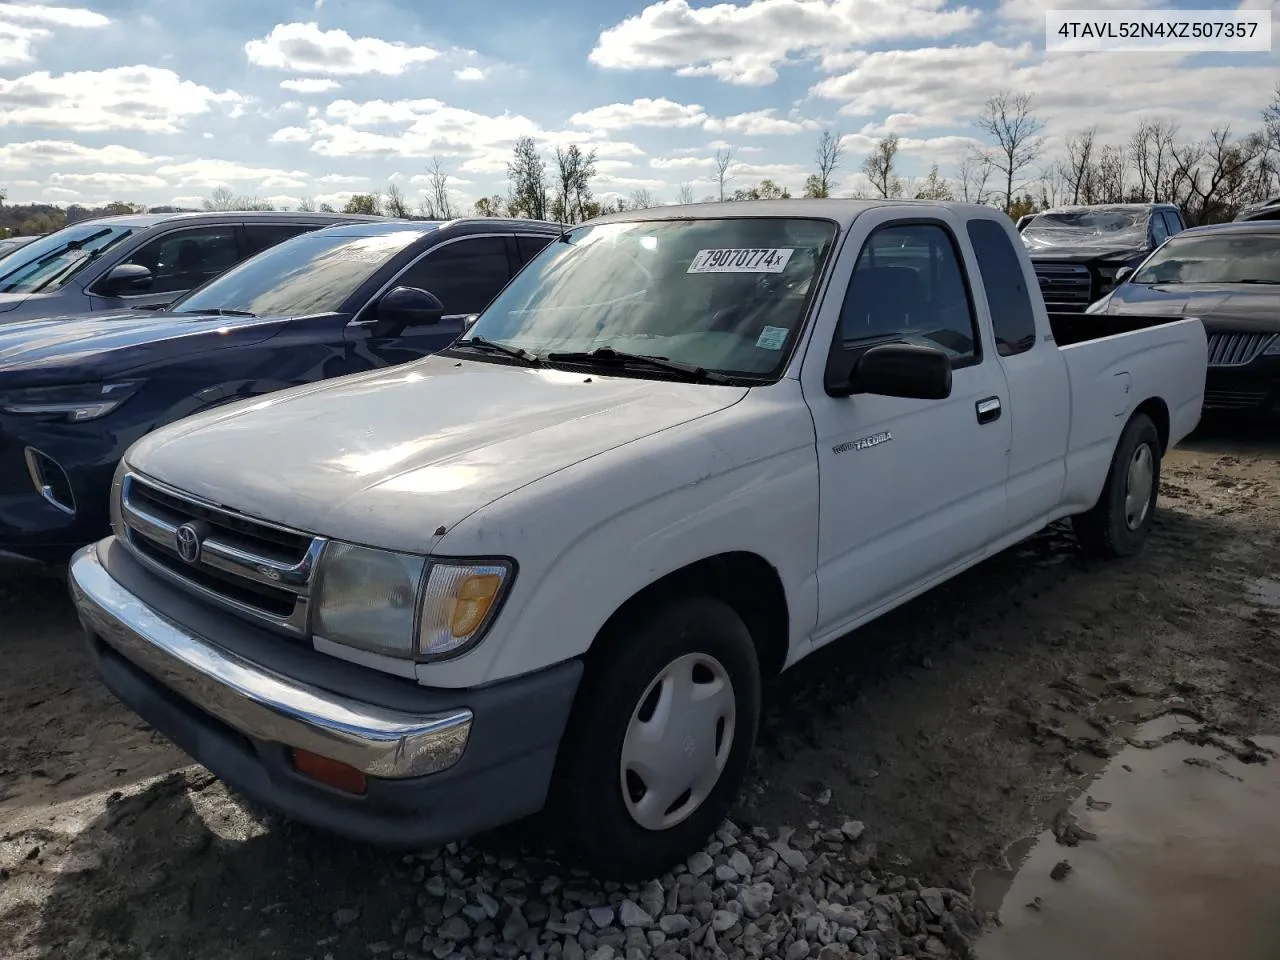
[290,748,368,795]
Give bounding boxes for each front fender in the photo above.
[420,387,822,687]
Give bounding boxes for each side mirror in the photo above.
[1114,266,1134,284]
[100,263,154,296]
[828,343,952,400]
[374,286,444,333]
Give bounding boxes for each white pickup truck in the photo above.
[69,200,1206,881]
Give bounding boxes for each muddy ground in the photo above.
[1,414,1277,959]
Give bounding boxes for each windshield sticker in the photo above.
[687,248,795,274]
[755,325,789,350]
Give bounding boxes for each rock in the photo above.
[659,915,691,936]
[502,908,529,944]
[443,896,466,918]
[619,900,654,929]
[478,892,501,919]
[333,907,361,927]
[840,821,866,843]
[787,940,811,960]
[817,945,849,960]
[924,936,948,956]
[527,899,552,925]
[687,851,714,877]
[426,876,449,897]
[729,850,753,878]
[775,846,809,872]
[918,889,945,919]
[440,917,471,942]
[738,883,774,919]
[1050,860,1072,881]
[589,907,615,929]
[711,910,739,933]
[589,947,616,960]
[564,941,585,960]
[715,864,740,883]
[816,788,832,805]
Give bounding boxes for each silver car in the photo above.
[0,211,384,325]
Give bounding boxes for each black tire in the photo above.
[1072,412,1162,558]
[548,595,762,881]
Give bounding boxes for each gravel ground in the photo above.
[1,415,1277,960]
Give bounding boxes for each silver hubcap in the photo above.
[620,652,736,831]
[1124,442,1155,530]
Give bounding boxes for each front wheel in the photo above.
[1072,411,1162,558]
[548,595,761,881]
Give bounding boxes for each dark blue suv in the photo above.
[0,216,561,562]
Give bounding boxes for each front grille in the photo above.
[119,472,326,635]
[1203,388,1270,410]
[1206,332,1274,367]
[1033,262,1094,307]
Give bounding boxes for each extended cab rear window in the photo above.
[966,219,1038,357]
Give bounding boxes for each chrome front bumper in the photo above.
[68,543,473,779]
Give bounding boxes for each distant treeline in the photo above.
[0,202,198,237]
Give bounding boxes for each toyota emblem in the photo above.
[175,523,203,564]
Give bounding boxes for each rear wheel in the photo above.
[549,595,761,881]
[1072,411,1161,558]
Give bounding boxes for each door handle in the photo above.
[976,396,1002,424]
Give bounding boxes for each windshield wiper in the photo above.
[456,336,543,365]
[174,307,258,317]
[1235,278,1280,285]
[545,346,731,383]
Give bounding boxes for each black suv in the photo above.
[0,210,384,326]
[0,216,563,562]
[1021,203,1187,312]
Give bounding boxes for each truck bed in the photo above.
[1047,311,1194,347]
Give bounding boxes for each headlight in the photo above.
[1264,335,1280,356]
[312,543,513,661]
[0,380,144,421]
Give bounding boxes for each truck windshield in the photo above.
[0,224,137,294]
[1130,232,1280,284]
[171,229,429,317]
[459,217,837,378]
[1022,208,1148,248]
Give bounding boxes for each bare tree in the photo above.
[419,157,458,219]
[1060,126,1097,204]
[384,182,411,218]
[1129,118,1179,203]
[630,187,656,210]
[676,182,695,204]
[914,164,953,201]
[862,135,903,199]
[296,196,317,212]
[203,186,238,211]
[1171,126,1267,224]
[1095,145,1128,203]
[975,91,1046,213]
[713,146,736,202]
[957,150,995,204]
[804,129,843,198]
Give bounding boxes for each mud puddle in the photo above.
[975,717,1280,959]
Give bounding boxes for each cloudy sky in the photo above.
[0,0,1277,211]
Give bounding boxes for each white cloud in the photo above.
[245,22,440,76]
[270,126,312,143]
[0,139,164,169]
[0,2,109,66]
[171,195,206,208]
[590,0,979,85]
[704,109,816,135]
[649,156,715,170]
[42,186,79,199]
[454,66,485,81]
[810,42,1279,145]
[0,66,242,133]
[570,97,707,129]
[316,173,367,184]
[49,171,169,191]
[155,159,311,189]
[280,77,341,93]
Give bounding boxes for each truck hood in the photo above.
[126,355,751,554]
[1025,242,1146,262]
[1101,283,1280,335]
[0,310,288,382]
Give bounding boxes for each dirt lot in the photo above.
[1,415,1278,959]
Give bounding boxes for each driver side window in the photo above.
[837,222,980,366]
[396,236,513,316]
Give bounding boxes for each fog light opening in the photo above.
[290,748,368,795]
